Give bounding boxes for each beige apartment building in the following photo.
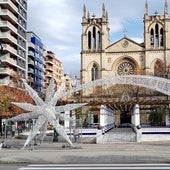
[44,51,63,89]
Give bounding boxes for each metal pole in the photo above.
[80,118,82,144]
[3,120,7,147]
[69,119,72,142]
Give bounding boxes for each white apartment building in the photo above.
[0,0,27,85]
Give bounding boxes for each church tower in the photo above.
[81,3,110,52]
[143,0,170,75]
[81,4,110,84]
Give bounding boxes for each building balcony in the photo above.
[28,41,35,49]
[45,72,53,78]
[0,31,17,44]
[2,43,17,56]
[0,67,14,75]
[45,65,53,71]
[0,0,18,12]
[46,59,54,65]
[0,78,9,85]
[28,51,34,57]
[28,68,34,74]
[1,53,17,66]
[0,19,17,34]
[28,59,34,66]
[0,8,18,23]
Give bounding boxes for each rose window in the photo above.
[117,61,135,75]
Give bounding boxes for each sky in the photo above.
[27,0,169,78]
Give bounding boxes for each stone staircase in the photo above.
[102,128,136,143]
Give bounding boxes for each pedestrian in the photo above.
[2,122,5,135]
[73,129,79,143]
[0,141,4,150]
[11,124,16,138]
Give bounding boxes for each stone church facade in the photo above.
[80,1,170,125]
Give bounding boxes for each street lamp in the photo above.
[0,43,3,66]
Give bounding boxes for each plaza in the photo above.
[0,138,170,164]
[0,138,170,169]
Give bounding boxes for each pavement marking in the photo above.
[18,164,170,170]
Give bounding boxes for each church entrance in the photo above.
[120,112,131,124]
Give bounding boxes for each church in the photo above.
[80,1,170,126]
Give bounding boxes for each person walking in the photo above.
[11,123,16,138]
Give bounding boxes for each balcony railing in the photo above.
[0,31,17,44]
[1,54,17,65]
[0,20,17,34]
[0,67,14,75]
[0,0,18,12]
[0,8,18,23]
[3,44,17,56]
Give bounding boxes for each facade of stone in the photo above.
[80,1,170,124]
[81,1,170,89]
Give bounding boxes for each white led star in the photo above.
[9,78,87,148]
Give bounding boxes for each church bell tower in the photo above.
[81,4,110,85]
[144,0,170,50]
[81,3,110,53]
[143,0,170,75]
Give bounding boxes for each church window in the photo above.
[88,31,91,49]
[155,24,159,47]
[117,61,135,75]
[97,31,101,49]
[150,29,154,47]
[154,60,164,77]
[91,63,98,81]
[93,27,96,50]
[160,28,164,47]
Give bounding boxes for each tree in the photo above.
[149,107,165,126]
[0,85,33,135]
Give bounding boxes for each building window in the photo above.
[154,60,164,77]
[160,28,164,47]
[117,61,135,75]
[88,31,91,49]
[155,24,159,47]
[97,31,101,50]
[93,27,96,50]
[91,63,98,81]
[150,29,154,47]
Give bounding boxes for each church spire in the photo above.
[164,0,168,15]
[145,0,148,15]
[106,10,108,20]
[87,11,90,19]
[83,4,86,18]
[102,3,106,18]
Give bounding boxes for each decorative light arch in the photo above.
[52,75,170,104]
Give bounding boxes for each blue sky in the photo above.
[27,0,168,77]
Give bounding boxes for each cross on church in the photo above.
[123,29,127,37]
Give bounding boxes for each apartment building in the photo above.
[45,51,63,89]
[0,0,27,85]
[63,73,72,91]
[27,31,45,93]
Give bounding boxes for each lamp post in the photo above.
[0,43,3,138]
[0,43,3,66]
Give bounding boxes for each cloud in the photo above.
[130,37,143,44]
